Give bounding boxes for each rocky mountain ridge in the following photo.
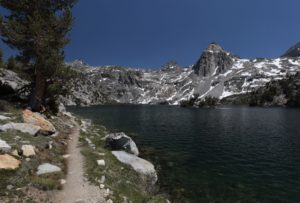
[61,43,300,106]
[222,72,300,107]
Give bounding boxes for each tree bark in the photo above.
[29,68,46,112]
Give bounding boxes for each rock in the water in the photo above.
[0,139,11,152]
[0,122,41,135]
[0,154,21,170]
[105,132,139,156]
[37,163,61,175]
[22,109,56,135]
[21,145,36,157]
[97,159,105,166]
[111,151,158,185]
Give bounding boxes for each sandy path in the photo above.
[53,122,106,203]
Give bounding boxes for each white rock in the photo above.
[112,151,158,185]
[60,179,66,185]
[85,137,92,145]
[62,154,70,159]
[100,175,106,183]
[0,123,41,135]
[58,103,66,113]
[0,115,10,120]
[106,188,110,195]
[51,132,59,137]
[21,145,36,157]
[0,69,29,91]
[63,111,74,118]
[37,163,61,175]
[97,159,105,166]
[81,119,92,132]
[21,140,30,144]
[47,141,53,149]
[106,199,113,203]
[0,139,11,152]
[100,184,105,189]
[11,149,19,157]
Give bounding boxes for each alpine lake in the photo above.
[68,105,300,203]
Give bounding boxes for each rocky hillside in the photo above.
[61,43,300,106]
[222,72,300,107]
[0,69,29,100]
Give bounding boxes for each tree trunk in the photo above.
[29,68,46,112]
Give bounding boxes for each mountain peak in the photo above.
[192,43,234,76]
[205,42,225,53]
[281,43,300,58]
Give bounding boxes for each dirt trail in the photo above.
[53,122,106,203]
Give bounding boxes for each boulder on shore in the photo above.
[23,109,56,135]
[0,154,21,170]
[111,151,158,185]
[0,122,41,135]
[105,132,139,156]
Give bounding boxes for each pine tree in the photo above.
[0,49,3,68]
[6,56,16,70]
[0,0,77,111]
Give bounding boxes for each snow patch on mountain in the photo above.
[62,43,300,106]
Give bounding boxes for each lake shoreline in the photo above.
[68,105,300,202]
[73,113,170,202]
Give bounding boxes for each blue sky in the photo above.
[1,0,300,68]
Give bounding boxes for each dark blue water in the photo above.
[69,105,300,203]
